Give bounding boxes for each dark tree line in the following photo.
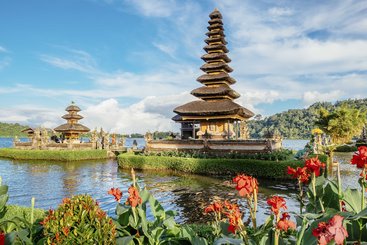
[248,99,367,139]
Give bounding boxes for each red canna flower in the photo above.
[312,215,348,245]
[305,156,325,177]
[276,212,296,232]
[222,200,242,234]
[126,186,142,207]
[327,215,348,244]
[351,146,367,169]
[204,201,223,214]
[287,166,310,183]
[108,187,123,202]
[267,196,287,215]
[62,227,69,237]
[0,232,4,245]
[233,174,258,197]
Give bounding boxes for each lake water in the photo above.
[0,138,359,224]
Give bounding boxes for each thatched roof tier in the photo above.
[200,62,233,73]
[66,104,81,112]
[209,9,222,19]
[204,36,227,45]
[197,72,236,84]
[201,52,231,62]
[54,123,90,132]
[62,114,83,120]
[205,29,225,37]
[203,44,228,53]
[191,85,240,99]
[208,18,223,25]
[174,100,254,118]
[207,23,224,31]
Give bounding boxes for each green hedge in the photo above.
[334,145,358,152]
[0,205,45,224]
[118,154,307,179]
[0,148,108,161]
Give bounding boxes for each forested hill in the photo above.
[0,122,29,137]
[248,98,367,139]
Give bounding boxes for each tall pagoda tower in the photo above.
[172,9,254,140]
[54,102,90,141]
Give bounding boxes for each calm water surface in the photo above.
[0,138,359,224]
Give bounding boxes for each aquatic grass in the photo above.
[0,148,108,161]
[117,153,320,179]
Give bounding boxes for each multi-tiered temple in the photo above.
[145,9,281,153]
[54,102,90,141]
[173,9,254,140]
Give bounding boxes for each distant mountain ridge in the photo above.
[248,98,367,139]
[0,122,29,137]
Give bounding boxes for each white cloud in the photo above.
[124,0,177,17]
[303,90,343,106]
[268,7,293,18]
[0,46,7,53]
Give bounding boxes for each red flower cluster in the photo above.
[204,200,243,234]
[267,196,287,216]
[305,156,325,177]
[276,212,296,232]
[351,146,367,169]
[0,232,4,245]
[126,186,142,207]
[233,174,258,197]
[204,201,223,214]
[287,166,310,183]
[108,188,123,202]
[312,215,348,245]
[223,200,242,234]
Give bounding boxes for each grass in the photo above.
[0,148,108,161]
[118,153,307,179]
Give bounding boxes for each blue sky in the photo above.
[0,0,366,133]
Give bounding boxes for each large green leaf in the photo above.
[116,236,135,245]
[343,188,362,213]
[322,181,340,210]
[148,193,165,220]
[214,237,245,245]
[0,185,8,195]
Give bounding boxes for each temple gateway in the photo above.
[173,9,254,140]
[146,9,282,153]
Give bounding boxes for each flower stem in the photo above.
[298,180,303,214]
[337,162,342,211]
[274,214,279,245]
[361,169,366,211]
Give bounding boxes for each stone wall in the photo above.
[146,139,282,154]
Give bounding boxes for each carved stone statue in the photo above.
[144,132,153,142]
[240,121,249,140]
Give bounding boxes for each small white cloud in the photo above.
[153,42,177,58]
[124,0,177,17]
[0,46,7,53]
[303,90,343,106]
[268,7,293,17]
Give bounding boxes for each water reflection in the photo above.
[0,150,361,224]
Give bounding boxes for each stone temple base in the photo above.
[145,139,282,154]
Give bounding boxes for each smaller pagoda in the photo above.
[54,102,90,141]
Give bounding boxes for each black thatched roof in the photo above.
[209,9,222,19]
[200,62,233,73]
[66,104,81,112]
[208,18,223,25]
[62,114,84,120]
[54,123,90,133]
[191,85,240,99]
[203,44,228,53]
[201,52,231,62]
[197,72,236,84]
[174,100,254,118]
[207,23,224,31]
[204,36,227,45]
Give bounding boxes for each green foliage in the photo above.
[0,122,29,137]
[248,98,367,139]
[112,174,207,245]
[41,195,116,244]
[142,149,293,161]
[335,144,358,152]
[0,148,108,161]
[118,154,306,179]
[0,177,9,227]
[0,205,45,226]
[316,105,366,144]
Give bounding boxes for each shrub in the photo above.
[118,154,310,179]
[335,145,358,152]
[41,195,116,244]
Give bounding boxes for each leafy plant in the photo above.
[41,194,116,244]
